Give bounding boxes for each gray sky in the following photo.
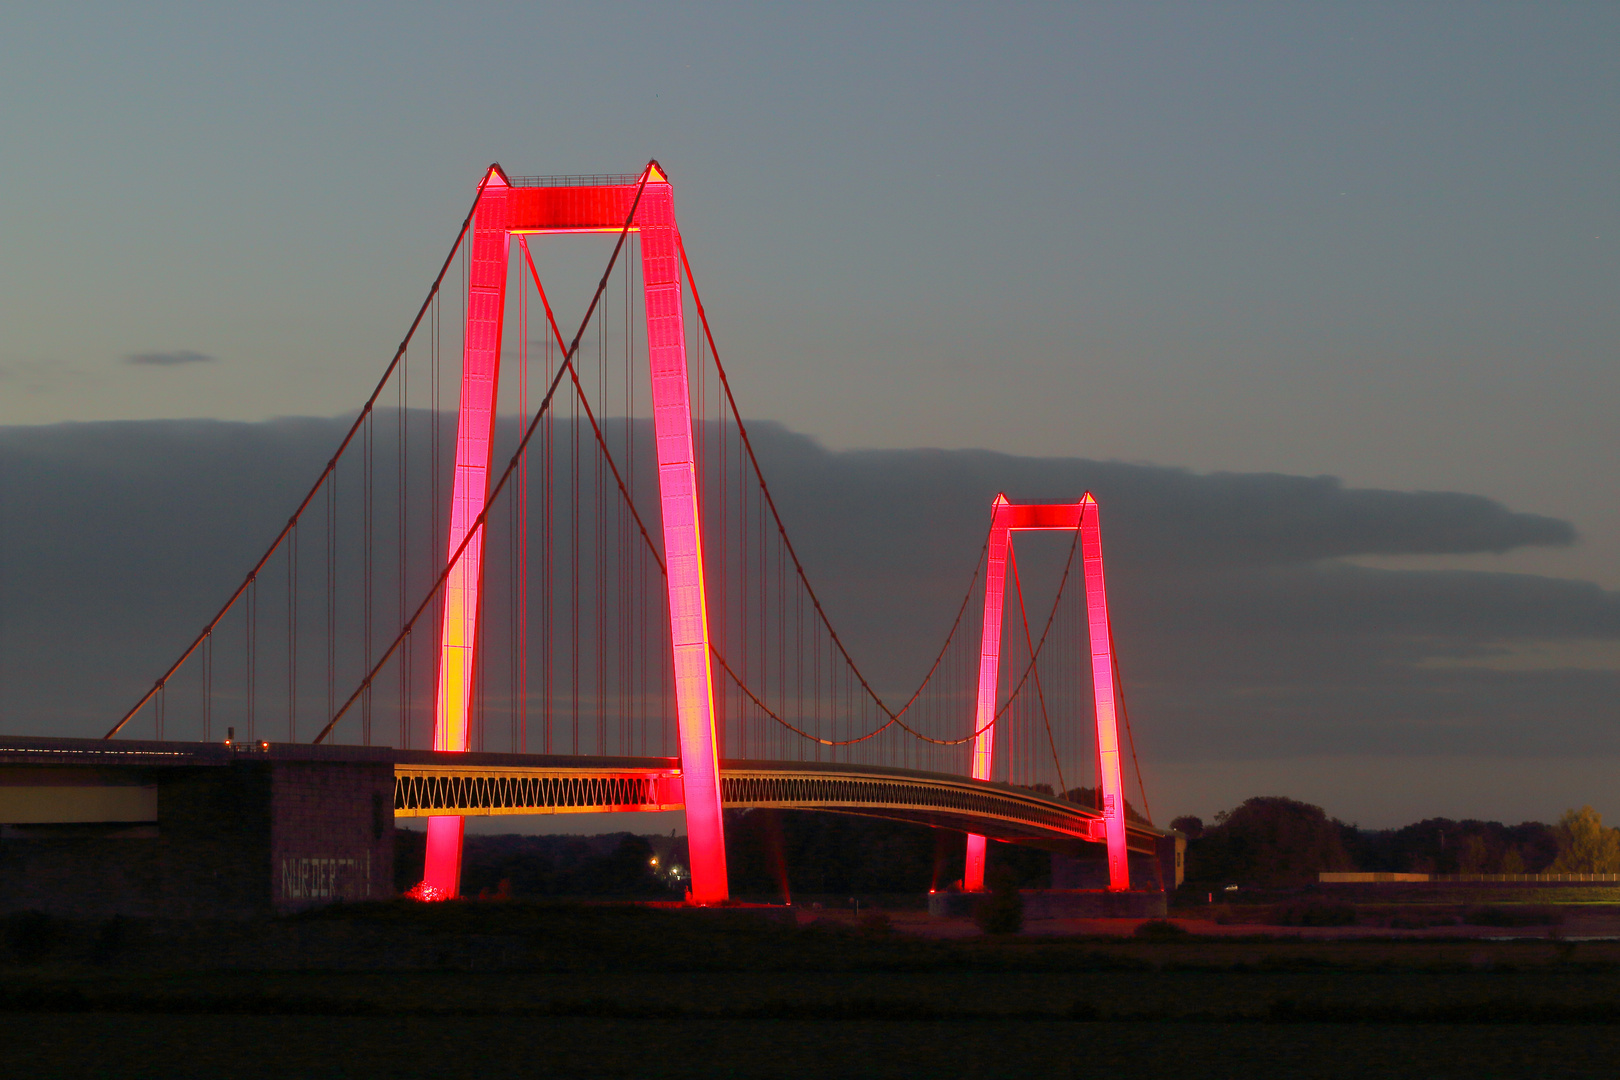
[2,3,1617,826]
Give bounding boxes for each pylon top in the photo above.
[989,492,1092,531]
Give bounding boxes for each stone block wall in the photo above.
[1051,848,1170,890]
[270,760,394,912]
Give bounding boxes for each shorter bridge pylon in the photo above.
[964,493,1131,892]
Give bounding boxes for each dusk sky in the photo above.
[2,4,1617,829]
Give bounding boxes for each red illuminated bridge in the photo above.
[97,163,1173,902]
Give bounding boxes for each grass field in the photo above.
[5,902,1620,1078]
[9,1014,1620,1080]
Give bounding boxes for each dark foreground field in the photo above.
[5,902,1620,1078]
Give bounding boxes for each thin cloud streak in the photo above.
[125,350,217,367]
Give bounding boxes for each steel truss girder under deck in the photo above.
[394,757,1163,857]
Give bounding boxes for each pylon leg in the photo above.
[964,497,1012,892]
[422,171,511,898]
[637,179,729,904]
[420,815,465,900]
[1079,496,1130,891]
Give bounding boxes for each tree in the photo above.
[1345,818,1557,875]
[1458,834,1490,874]
[1550,806,1620,874]
[1170,815,1204,840]
[974,867,1024,934]
[1186,796,1354,886]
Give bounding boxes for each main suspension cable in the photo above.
[312,163,656,744]
[105,166,502,739]
[530,239,999,748]
[677,235,1021,743]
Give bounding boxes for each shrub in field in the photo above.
[3,911,60,964]
[1134,919,1192,941]
[1463,906,1562,927]
[858,911,893,933]
[1271,901,1357,927]
[91,917,126,965]
[973,871,1024,935]
[1389,912,1459,929]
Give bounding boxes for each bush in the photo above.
[1388,912,1458,930]
[1271,901,1357,927]
[3,911,60,964]
[91,917,127,966]
[858,911,892,933]
[1463,906,1562,928]
[973,872,1023,935]
[1133,919,1192,941]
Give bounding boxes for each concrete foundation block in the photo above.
[928,889,1167,919]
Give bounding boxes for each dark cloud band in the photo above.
[0,416,1612,761]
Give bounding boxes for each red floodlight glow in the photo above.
[962,494,1129,893]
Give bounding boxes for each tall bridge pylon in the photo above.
[423,163,728,903]
[965,495,1129,892]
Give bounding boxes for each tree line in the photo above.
[1171,799,1620,886]
[397,810,1051,900]
[396,799,1620,899]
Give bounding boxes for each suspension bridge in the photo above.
[87,162,1169,905]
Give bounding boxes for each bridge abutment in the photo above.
[927,889,1168,920]
[0,738,394,919]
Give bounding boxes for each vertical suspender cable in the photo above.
[399,345,409,750]
[516,252,529,754]
[288,524,297,742]
[327,472,336,740]
[247,577,256,741]
[621,255,631,756]
[426,289,442,753]
[313,164,654,747]
[202,630,212,742]
[364,407,374,745]
[1108,615,1152,825]
[543,290,553,755]
[737,389,746,759]
[579,320,586,761]
[597,298,607,756]
[759,465,767,762]
[104,173,487,742]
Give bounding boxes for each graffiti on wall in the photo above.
[279,853,373,902]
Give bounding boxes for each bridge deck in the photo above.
[392,752,1166,856]
[0,738,1166,856]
